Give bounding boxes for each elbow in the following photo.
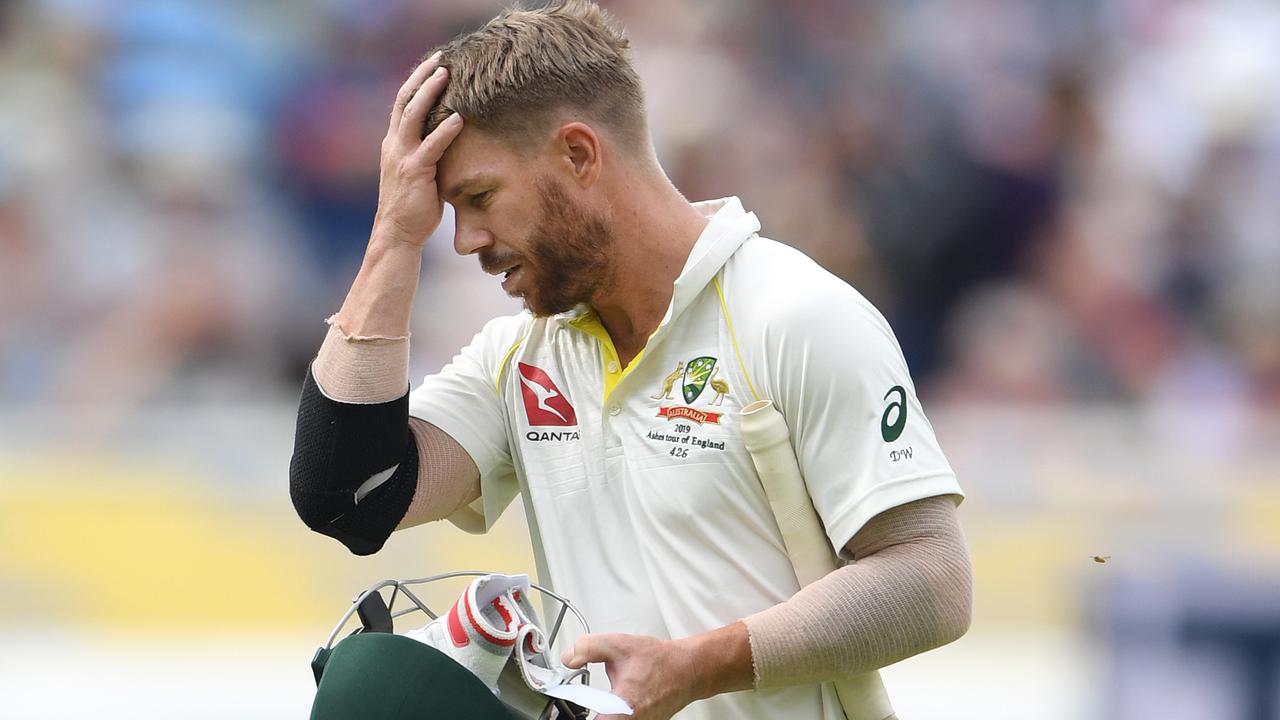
[287,454,364,556]
[288,453,398,557]
[287,368,415,556]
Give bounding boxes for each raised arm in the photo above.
[288,52,479,555]
[336,49,461,339]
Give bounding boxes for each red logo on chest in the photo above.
[657,406,721,424]
[517,362,578,427]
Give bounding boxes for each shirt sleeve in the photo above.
[741,246,963,558]
[408,313,529,533]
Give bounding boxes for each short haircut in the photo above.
[422,0,647,152]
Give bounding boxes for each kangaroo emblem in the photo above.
[519,373,568,422]
[708,371,730,406]
[652,361,684,400]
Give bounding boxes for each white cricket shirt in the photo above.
[409,197,963,720]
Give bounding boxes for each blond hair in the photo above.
[423,0,646,151]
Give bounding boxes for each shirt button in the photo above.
[607,361,619,374]
[608,404,621,416]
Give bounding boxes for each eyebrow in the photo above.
[443,175,498,202]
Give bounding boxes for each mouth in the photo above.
[500,264,524,294]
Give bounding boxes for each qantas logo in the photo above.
[517,362,578,427]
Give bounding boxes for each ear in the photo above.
[554,122,602,189]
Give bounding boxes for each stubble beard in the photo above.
[516,179,616,318]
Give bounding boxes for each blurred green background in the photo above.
[2,1,1280,718]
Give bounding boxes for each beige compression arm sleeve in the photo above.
[742,495,972,688]
[311,316,410,404]
[312,317,481,528]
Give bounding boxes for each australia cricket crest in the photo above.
[653,355,730,425]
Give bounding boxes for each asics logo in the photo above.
[517,362,578,427]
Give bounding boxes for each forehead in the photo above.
[437,126,537,199]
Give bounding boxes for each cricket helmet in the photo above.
[310,571,592,720]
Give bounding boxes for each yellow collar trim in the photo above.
[569,309,647,402]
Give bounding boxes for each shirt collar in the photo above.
[669,196,760,321]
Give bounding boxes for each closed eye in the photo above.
[468,190,493,208]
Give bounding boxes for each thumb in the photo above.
[561,633,614,669]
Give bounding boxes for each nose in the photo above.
[453,221,493,256]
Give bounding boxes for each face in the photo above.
[439,126,615,317]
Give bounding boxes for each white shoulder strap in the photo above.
[716,274,896,720]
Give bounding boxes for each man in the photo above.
[289,2,973,719]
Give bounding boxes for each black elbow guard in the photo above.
[289,368,418,556]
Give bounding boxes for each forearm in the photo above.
[311,228,424,403]
[743,495,972,688]
[676,622,755,703]
[312,318,409,404]
[332,230,426,339]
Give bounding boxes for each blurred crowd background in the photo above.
[3,0,1280,415]
[1,0,1279,718]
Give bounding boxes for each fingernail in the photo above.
[432,67,445,79]
[428,50,442,62]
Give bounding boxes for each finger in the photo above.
[389,51,442,131]
[415,111,465,166]
[400,65,450,143]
